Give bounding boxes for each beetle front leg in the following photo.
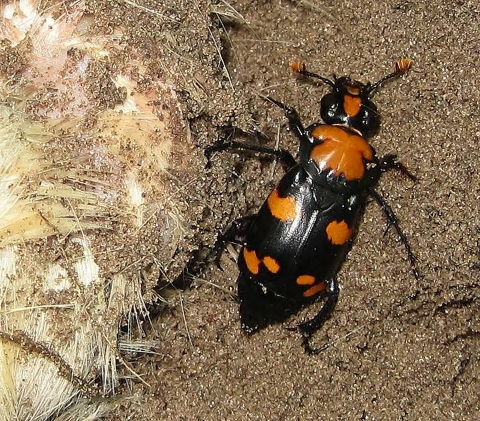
[265,96,311,146]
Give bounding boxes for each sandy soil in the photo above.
[5,0,479,419]
[99,0,480,419]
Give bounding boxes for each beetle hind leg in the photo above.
[298,277,340,354]
[368,188,419,280]
[378,154,416,181]
[212,215,256,270]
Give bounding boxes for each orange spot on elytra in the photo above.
[310,125,373,181]
[343,95,362,117]
[296,275,316,285]
[303,282,327,298]
[263,256,280,273]
[326,220,353,245]
[267,188,298,221]
[243,248,260,275]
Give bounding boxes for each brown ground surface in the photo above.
[94,0,479,420]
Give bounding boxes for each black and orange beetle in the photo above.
[208,59,418,353]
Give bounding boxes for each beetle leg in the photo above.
[205,138,297,170]
[379,153,416,181]
[212,215,256,269]
[265,96,311,146]
[155,217,256,293]
[298,277,339,354]
[221,215,255,243]
[369,188,420,280]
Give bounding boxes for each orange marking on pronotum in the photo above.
[346,85,361,96]
[303,282,327,298]
[326,220,354,245]
[267,188,298,221]
[343,95,362,117]
[296,275,316,285]
[310,125,373,181]
[243,248,260,275]
[263,256,280,273]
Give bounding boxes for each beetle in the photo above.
[207,59,418,353]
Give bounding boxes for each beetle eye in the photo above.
[320,93,339,123]
[359,100,380,137]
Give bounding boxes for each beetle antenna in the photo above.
[367,58,412,94]
[290,61,335,88]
